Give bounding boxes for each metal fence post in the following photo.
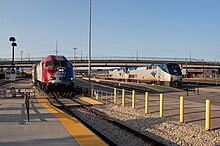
[160,93,164,117]
[122,89,125,107]
[145,92,149,114]
[205,99,211,131]
[180,96,184,123]
[132,90,135,109]
[114,88,117,104]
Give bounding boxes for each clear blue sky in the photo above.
[1,0,220,61]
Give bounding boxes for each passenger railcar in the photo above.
[32,55,74,92]
[108,63,182,87]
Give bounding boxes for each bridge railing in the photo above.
[0,56,202,62]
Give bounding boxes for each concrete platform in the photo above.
[0,97,106,146]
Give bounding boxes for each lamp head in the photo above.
[9,37,16,42]
[11,42,17,47]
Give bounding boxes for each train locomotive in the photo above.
[32,55,74,93]
[108,63,182,87]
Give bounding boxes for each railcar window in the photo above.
[167,64,182,75]
[46,61,53,67]
[67,61,72,68]
[54,60,67,67]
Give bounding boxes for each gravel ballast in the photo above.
[92,104,220,146]
[72,108,151,146]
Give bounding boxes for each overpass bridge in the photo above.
[0,56,220,70]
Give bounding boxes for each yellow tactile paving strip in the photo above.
[37,98,107,146]
[79,97,103,105]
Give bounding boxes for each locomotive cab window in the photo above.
[67,61,72,68]
[46,61,53,67]
[54,60,67,67]
[152,66,157,69]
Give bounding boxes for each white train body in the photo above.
[109,63,182,86]
[109,68,129,80]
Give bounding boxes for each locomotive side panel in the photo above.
[109,69,128,80]
[36,62,43,82]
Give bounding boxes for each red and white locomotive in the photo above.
[32,55,74,92]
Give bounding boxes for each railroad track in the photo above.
[44,91,166,146]
[0,80,11,86]
[0,78,28,86]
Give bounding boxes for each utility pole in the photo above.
[21,51,23,61]
[202,59,204,78]
[28,52,30,61]
[73,48,77,78]
[56,41,58,56]
[88,0,92,97]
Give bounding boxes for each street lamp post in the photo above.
[9,37,17,97]
[73,48,77,78]
[88,0,92,97]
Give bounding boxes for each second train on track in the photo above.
[108,63,182,87]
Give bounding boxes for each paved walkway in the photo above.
[0,98,79,146]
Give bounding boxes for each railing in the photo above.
[0,56,203,62]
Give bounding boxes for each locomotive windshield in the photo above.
[54,60,67,67]
[46,60,67,68]
[166,64,182,75]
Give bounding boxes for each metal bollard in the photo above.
[114,88,117,104]
[122,89,125,107]
[180,96,184,123]
[25,93,30,122]
[132,90,135,109]
[145,92,149,114]
[205,99,211,131]
[160,93,164,117]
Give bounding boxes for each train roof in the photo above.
[46,55,67,60]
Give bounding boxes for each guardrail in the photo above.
[0,56,203,62]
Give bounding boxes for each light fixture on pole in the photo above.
[9,36,17,97]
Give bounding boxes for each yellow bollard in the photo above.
[132,90,135,109]
[145,92,149,114]
[180,96,184,123]
[160,93,164,117]
[122,89,125,107]
[114,88,117,104]
[205,99,211,131]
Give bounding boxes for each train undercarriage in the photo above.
[34,80,75,97]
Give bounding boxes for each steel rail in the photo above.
[48,93,166,146]
[46,96,117,146]
[82,106,166,146]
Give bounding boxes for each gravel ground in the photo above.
[72,108,153,146]
[92,104,220,146]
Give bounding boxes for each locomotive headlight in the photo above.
[70,77,73,80]
[58,68,64,72]
[49,76,56,80]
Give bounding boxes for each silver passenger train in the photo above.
[108,63,182,87]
